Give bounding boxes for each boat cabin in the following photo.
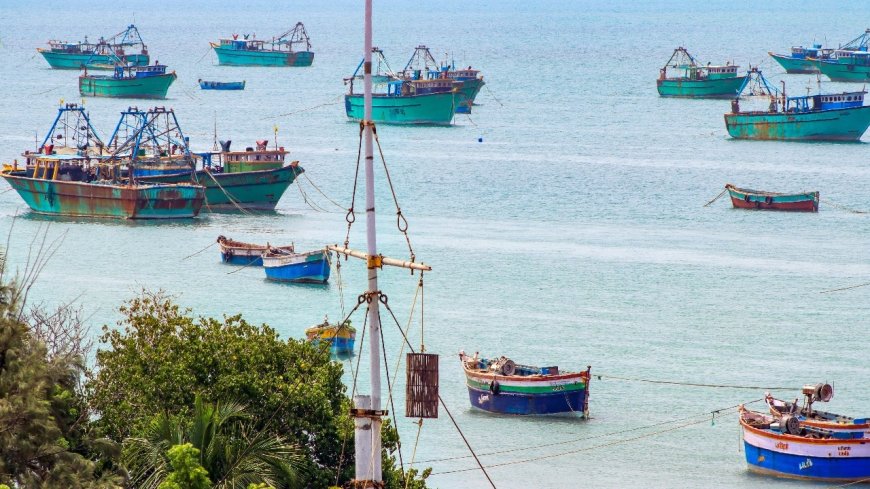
[213,140,288,173]
[447,68,482,81]
[45,41,94,54]
[814,91,866,110]
[705,65,740,79]
[833,49,870,65]
[219,38,267,51]
[112,64,167,79]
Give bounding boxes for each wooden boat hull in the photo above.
[724,106,870,141]
[138,164,302,210]
[656,76,746,98]
[211,45,314,66]
[344,92,456,125]
[79,73,176,99]
[726,186,819,212]
[741,417,870,482]
[769,52,819,74]
[306,327,356,354]
[263,250,330,283]
[463,370,588,415]
[217,238,294,266]
[818,60,870,82]
[1,172,203,219]
[199,81,245,90]
[38,50,149,70]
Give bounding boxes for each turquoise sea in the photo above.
[1,1,870,487]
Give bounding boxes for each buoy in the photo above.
[478,137,483,143]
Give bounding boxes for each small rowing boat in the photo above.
[199,80,245,90]
[725,184,819,212]
[262,248,330,283]
[216,236,294,266]
[460,351,590,416]
[305,318,356,355]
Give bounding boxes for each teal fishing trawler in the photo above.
[817,49,870,82]
[400,45,484,113]
[657,47,746,98]
[724,70,870,141]
[79,64,176,99]
[345,50,457,125]
[38,25,150,70]
[113,108,303,210]
[1,104,203,219]
[771,29,870,75]
[210,23,313,66]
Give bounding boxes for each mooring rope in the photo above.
[703,188,727,207]
[264,95,344,120]
[819,197,869,214]
[594,374,799,391]
[819,281,870,294]
[182,240,217,260]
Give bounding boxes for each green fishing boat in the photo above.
[210,23,313,66]
[817,50,870,82]
[399,45,485,113]
[38,25,150,70]
[724,72,870,141]
[79,64,176,99]
[657,47,746,98]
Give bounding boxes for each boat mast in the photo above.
[354,0,383,486]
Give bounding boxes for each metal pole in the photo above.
[354,0,382,486]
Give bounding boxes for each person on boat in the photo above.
[731,99,740,113]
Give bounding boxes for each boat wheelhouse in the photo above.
[817,49,870,82]
[79,64,176,99]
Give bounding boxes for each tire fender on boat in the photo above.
[489,380,500,395]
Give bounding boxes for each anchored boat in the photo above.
[262,248,330,283]
[740,408,870,482]
[725,184,819,212]
[79,64,176,99]
[305,318,356,355]
[657,47,746,98]
[38,24,150,70]
[724,70,870,141]
[817,49,870,82]
[199,80,245,90]
[769,29,870,74]
[1,104,203,219]
[400,45,484,113]
[460,351,590,416]
[210,23,313,66]
[216,236,295,266]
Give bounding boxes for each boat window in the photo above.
[848,96,853,101]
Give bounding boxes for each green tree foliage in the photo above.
[90,292,351,487]
[381,420,431,489]
[156,444,211,489]
[125,396,302,489]
[0,285,123,488]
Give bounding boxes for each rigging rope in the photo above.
[378,308,405,478]
[703,188,727,207]
[302,172,345,210]
[372,124,416,263]
[344,122,364,249]
[594,374,800,391]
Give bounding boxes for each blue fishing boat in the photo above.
[740,385,870,483]
[306,318,356,355]
[725,70,870,141]
[262,248,330,283]
[199,80,245,90]
[460,351,591,416]
[217,236,295,266]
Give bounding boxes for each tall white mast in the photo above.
[353,0,383,486]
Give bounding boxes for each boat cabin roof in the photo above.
[706,65,739,73]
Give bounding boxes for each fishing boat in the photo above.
[656,47,746,98]
[1,104,203,219]
[740,405,870,482]
[79,64,176,99]
[725,184,819,212]
[769,45,834,74]
[305,318,356,355]
[199,80,245,90]
[459,351,590,416]
[351,47,399,84]
[764,385,870,435]
[400,45,484,113]
[216,235,295,266]
[725,70,870,141]
[817,49,870,82]
[210,23,313,66]
[262,248,330,283]
[769,29,870,74]
[38,24,150,70]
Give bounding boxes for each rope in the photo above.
[344,123,364,249]
[371,124,415,262]
[819,281,870,294]
[703,188,727,207]
[302,172,345,210]
[378,309,405,478]
[194,46,213,65]
[595,374,799,391]
[827,476,870,488]
[431,401,756,476]
[418,400,762,465]
[182,240,217,260]
[264,96,343,120]
[379,295,496,488]
[225,256,261,274]
[819,197,870,214]
[483,83,504,107]
[294,177,327,212]
[203,168,255,216]
[404,419,424,489]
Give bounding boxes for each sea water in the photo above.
[0,0,869,487]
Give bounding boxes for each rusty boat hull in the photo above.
[1,172,204,219]
[725,184,819,212]
[724,105,870,141]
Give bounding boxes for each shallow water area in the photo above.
[1,1,869,487]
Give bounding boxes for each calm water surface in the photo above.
[1,1,869,487]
